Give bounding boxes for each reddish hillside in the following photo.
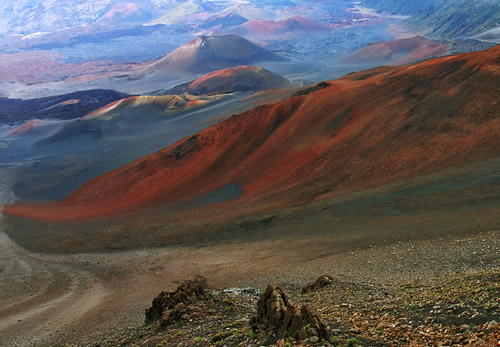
[6,45,500,222]
[5,119,62,137]
[228,16,328,40]
[168,66,291,95]
[82,94,226,120]
[346,36,449,65]
[97,3,151,25]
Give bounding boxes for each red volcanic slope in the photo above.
[6,45,500,222]
[229,16,328,39]
[6,120,37,136]
[245,16,326,35]
[82,94,224,119]
[186,66,291,95]
[346,36,449,65]
[97,3,150,24]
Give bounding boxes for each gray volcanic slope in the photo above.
[142,35,285,75]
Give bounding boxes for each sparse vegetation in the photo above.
[79,267,499,346]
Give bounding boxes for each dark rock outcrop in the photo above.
[291,82,329,97]
[301,275,335,294]
[0,89,130,125]
[251,284,328,340]
[145,277,207,327]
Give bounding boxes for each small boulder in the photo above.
[486,320,497,330]
[310,336,320,343]
[301,275,334,294]
[458,324,470,332]
[251,284,328,340]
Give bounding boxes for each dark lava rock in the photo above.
[0,89,130,125]
[292,82,330,97]
[301,275,335,294]
[145,277,207,328]
[251,284,328,340]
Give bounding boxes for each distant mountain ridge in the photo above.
[363,0,500,39]
[198,13,248,30]
[0,0,249,35]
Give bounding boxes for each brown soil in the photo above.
[345,36,449,65]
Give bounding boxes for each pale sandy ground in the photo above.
[1,202,498,347]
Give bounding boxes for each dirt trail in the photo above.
[0,210,109,346]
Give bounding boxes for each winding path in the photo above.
[0,210,109,346]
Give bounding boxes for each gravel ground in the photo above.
[62,230,499,347]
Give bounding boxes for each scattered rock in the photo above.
[251,284,328,340]
[310,336,320,343]
[458,324,470,332]
[301,275,335,294]
[486,320,497,330]
[144,277,208,327]
[211,331,232,343]
[241,326,253,335]
[223,287,260,296]
[220,334,242,345]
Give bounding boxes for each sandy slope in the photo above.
[345,36,449,65]
[0,211,108,346]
